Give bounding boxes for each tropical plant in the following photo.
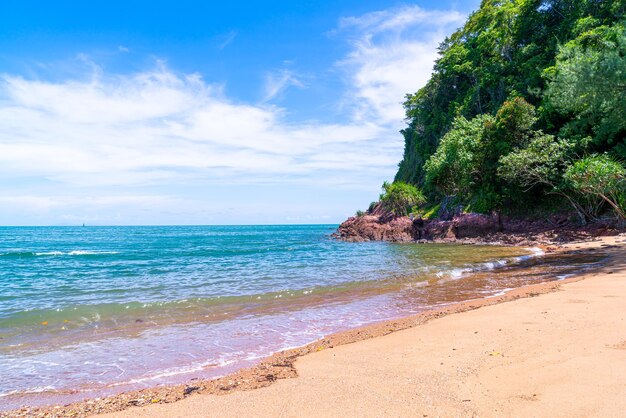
[379,181,426,216]
[498,134,588,222]
[564,155,626,220]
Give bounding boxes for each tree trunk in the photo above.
[551,191,587,225]
[598,193,626,220]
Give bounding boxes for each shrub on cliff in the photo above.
[497,134,589,223]
[379,182,426,217]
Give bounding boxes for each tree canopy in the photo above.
[388,0,626,222]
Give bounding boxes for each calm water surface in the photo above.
[0,225,605,409]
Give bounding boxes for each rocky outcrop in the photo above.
[335,212,502,242]
[334,212,620,245]
[332,215,415,242]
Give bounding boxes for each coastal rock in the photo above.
[450,212,502,238]
[333,215,415,242]
[334,212,621,244]
[334,212,501,242]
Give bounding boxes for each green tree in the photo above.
[379,182,426,217]
[564,155,626,220]
[424,114,494,198]
[498,134,587,222]
[390,0,626,218]
[490,96,537,151]
[545,24,626,157]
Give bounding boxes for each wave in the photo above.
[0,385,60,399]
[435,246,544,282]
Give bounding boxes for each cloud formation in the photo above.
[218,30,238,50]
[338,6,465,125]
[0,64,394,189]
[0,5,466,223]
[262,69,305,102]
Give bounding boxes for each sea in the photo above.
[0,225,605,410]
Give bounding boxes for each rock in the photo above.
[332,214,415,242]
[334,213,501,242]
[334,210,623,244]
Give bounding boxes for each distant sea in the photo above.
[0,225,602,409]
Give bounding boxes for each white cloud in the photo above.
[337,6,465,125]
[0,63,392,189]
[262,69,305,102]
[0,195,178,212]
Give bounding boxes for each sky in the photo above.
[0,0,479,225]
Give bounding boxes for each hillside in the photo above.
[368,0,626,225]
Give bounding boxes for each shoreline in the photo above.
[5,235,625,417]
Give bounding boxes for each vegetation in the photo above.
[378,181,426,216]
[381,0,626,222]
[564,155,626,220]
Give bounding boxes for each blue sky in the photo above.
[0,0,479,225]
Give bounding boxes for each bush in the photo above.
[564,155,626,220]
[379,181,426,216]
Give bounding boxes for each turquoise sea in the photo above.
[0,225,604,409]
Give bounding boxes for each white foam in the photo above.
[515,247,545,262]
[68,250,119,256]
[0,385,58,398]
[108,358,237,386]
[435,247,544,283]
[34,250,119,256]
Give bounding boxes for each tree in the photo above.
[564,155,626,220]
[379,182,426,217]
[424,114,494,198]
[491,96,537,150]
[498,134,588,222]
[545,24,626,157]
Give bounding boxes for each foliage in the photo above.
[564,155,626,219]
[491,96,537,151]
[355,210,365,217]
[545,24,626,157]
[498,134,575,191]
[424,114,494,197]
[420,202,442,220]
[387,0,626,221]
[497,134,589,222]
[379,181,426,216]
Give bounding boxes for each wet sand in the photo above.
[7,235,626,417]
